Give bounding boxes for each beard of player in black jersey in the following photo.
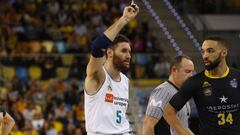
[204,54,221,70]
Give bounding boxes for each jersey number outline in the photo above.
[217,113,233,125]
[116,110,122,124]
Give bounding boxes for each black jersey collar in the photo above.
[167,80,180,91]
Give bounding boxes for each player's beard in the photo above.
[113,53,130,73]
[204,54,221,70]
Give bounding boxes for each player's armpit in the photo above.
[86,56,105,77]
[142,115,159,135]
[85,56,105,94]
[84,71,105,95]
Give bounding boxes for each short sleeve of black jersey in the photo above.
[169,78,196,111]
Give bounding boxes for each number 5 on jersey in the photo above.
[116,110,122,124]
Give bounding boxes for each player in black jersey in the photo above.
[164,36,240,135]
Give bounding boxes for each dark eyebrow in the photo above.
[202,47,214,51]
[206,47,214,50]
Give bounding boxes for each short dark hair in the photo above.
[169,54,191,73]
[110,34,131,49]
[105,34,131,58]
[205,36,228,49]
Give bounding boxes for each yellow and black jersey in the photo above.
[170,68,240,135]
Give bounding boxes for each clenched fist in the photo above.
[122,3,139,23]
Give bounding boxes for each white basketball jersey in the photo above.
[84,68,131,135]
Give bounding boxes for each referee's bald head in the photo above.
[169,55,192,74]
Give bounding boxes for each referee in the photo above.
[142,55,194,135]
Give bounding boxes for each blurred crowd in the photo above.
[0,0,169,80]
[1,78,85,135]
[0,0,170,134]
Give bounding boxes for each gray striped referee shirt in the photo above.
[146,81,190,135]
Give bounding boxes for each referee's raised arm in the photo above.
[84,4,139,95]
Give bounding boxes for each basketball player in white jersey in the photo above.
[84,2,139,135]
[142,55,194,135]
[0,111,15,135]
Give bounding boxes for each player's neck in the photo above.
[207,62,228,77]
[104,62,121,81]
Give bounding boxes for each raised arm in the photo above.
[85,4,139,94]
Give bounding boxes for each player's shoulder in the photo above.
[229,68,240,74]
[188,70,205,81]
[150,82,171,96]
[181,71,205,87]
[120,72,129,78]
[228,68,240,78]
[120,72,129,82]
